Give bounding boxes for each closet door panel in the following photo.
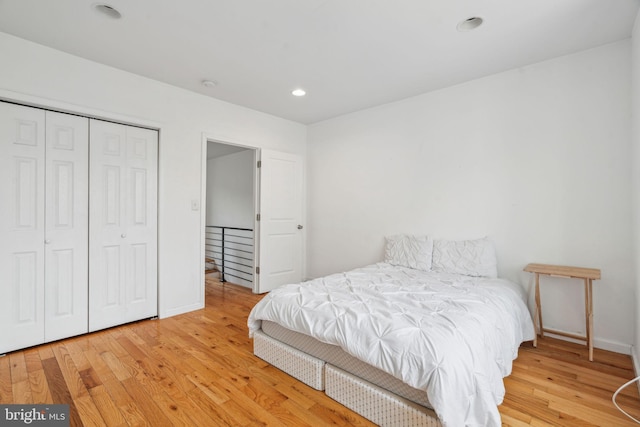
[44,111,89,342]
[0,102,46,353]
[124,126,157,321]
[89,120,127,330]
[89,120,157,332]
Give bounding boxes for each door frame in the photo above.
[200,133,261,294]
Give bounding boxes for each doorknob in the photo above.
[297,225,303,230]
[121,233,127,238]
[44,239,51,244]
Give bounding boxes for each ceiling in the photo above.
[207,142,249,159]
[0,1,638,124]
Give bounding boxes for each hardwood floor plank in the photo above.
[141,389,195,426]
[308,398,376,427]
[68,346,93,374]
[8,352,29,383]
[79,367,103,391]
[0,355,14,403]
[153,389,223,426]
[499,405,532,425]
[185,385,242,426]
[131,321,161,348]
[120,331,198,401]
[52,344,89,399]
[100,351,133,382]
[83,348,120,385]
[186,372,230,405]
[538,388,639,426]
[101,379,148,427]
[2,277,639,426]
[88,384,127,427]
[28,369,53,403]
[116,335,147,363]
[273,380,318,410]
[219,396,267,426]
[74,394,108,427]
[11,379,32,404]
[37,345,54,361]
[41,356,84,427]
[23,348,43,372]
[120,377,173,426]
[278,397,324,427]
[213,376,288,426]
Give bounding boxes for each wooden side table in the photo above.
[523,263,601,361]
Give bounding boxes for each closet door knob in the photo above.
[121,233,127,238]
[44,239,51,244]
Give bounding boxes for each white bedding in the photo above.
[247,263,535,427]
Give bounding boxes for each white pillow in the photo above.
[384,234,433,271]
[432,237,497,278]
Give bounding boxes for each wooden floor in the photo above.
[1,276,639,426]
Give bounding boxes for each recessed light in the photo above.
[291,89,306,97]
[457,16,483,32]
[93,3,122,19]
[201,80,218,88]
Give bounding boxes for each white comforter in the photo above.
[247,263,535,427]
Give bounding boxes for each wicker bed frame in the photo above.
[253,329,442,427]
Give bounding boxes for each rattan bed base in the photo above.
[253,330,441,427]
[253,329,324,390]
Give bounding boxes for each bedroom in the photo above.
[0,0,640,425]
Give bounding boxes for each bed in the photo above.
[247,236,535,427]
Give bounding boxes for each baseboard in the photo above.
[594,337,633,355]
[159,301,205,319]
[542,330,632,355]
[632,345,640,395]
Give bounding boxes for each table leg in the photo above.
[586,278,594,361]
[534,273,543,342]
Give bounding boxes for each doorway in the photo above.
[204,141,257,289]
[200,136,305,297]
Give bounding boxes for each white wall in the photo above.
[307,41,633,353]
[0,32,306,318]
[206,149,255,229]
[632,10,640,368]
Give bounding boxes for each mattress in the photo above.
[261,320,432,408]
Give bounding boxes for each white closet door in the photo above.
[0,102,46,353]
[89,119,158,332]
[44,111,89,341]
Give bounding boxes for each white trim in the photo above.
[543,329,632,355]
[0,88,163,129]
[594,337,633,356]
[201,131,262,150]
[253,148,261,294]
[632,345,640,395]
[161,302,205,319]
[199,133,208,309]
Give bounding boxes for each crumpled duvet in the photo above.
[247,263,535,427]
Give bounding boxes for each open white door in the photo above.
[256,149,303,293]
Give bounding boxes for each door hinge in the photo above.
[256,266,260,274]
[257,160,261,168]
[256,213,261,221]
